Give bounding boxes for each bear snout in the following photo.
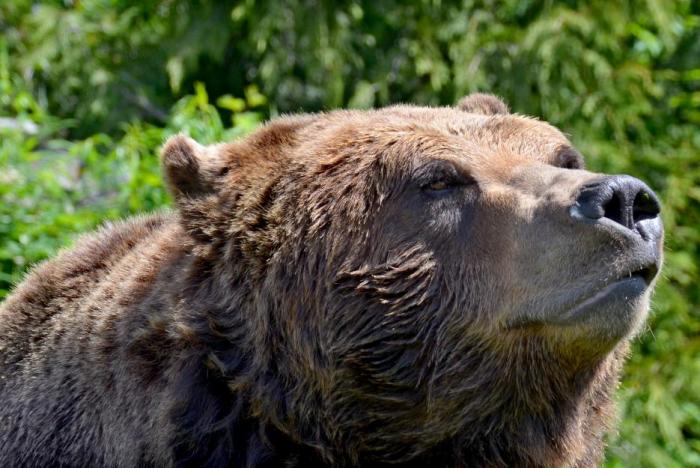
[569,173,664,288]
[570,174,662,243]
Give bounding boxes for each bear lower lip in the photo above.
[553,275,649,326]
[505,274,651,331]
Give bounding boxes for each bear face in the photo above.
[159,94,662,465]
[0,94,663,467]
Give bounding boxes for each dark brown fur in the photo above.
[0,95,661,467]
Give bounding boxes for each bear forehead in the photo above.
[282,106,571,165]
[216,105,580,189]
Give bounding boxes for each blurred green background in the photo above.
[0,1,698,465]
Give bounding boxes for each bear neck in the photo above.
[309,333,628,467]
[169,255,332,466]
[438,339,627,467]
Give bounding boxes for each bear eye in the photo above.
[425,180,451,192]
[418,161,475,196]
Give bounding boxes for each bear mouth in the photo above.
[553,258,661,326]
[506,254,661,333]
[628,264,659,285]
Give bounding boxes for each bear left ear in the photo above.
[456,93,509,115]
[161,134,219,200]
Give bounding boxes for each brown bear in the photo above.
[0,94,663,467]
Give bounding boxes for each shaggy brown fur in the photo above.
[0,94,663,467]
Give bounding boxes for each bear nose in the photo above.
[572,175,661,239]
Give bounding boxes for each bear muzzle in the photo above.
[570,175,662,243]
[548,174,664,337]
[569,174,663,286]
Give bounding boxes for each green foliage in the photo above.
[0,1,698,465]
[0,55,263,295]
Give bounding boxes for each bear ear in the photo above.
[160,134,216,200]
[456,93,509,115]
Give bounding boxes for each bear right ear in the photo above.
[161,135,234,249]
[160,134,216,200]
[456,93,509,115]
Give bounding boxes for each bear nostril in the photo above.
[602,191,624,227]
[632,189,661,223]
[573,175,660,234]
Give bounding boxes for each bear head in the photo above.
[160,93,663,465]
